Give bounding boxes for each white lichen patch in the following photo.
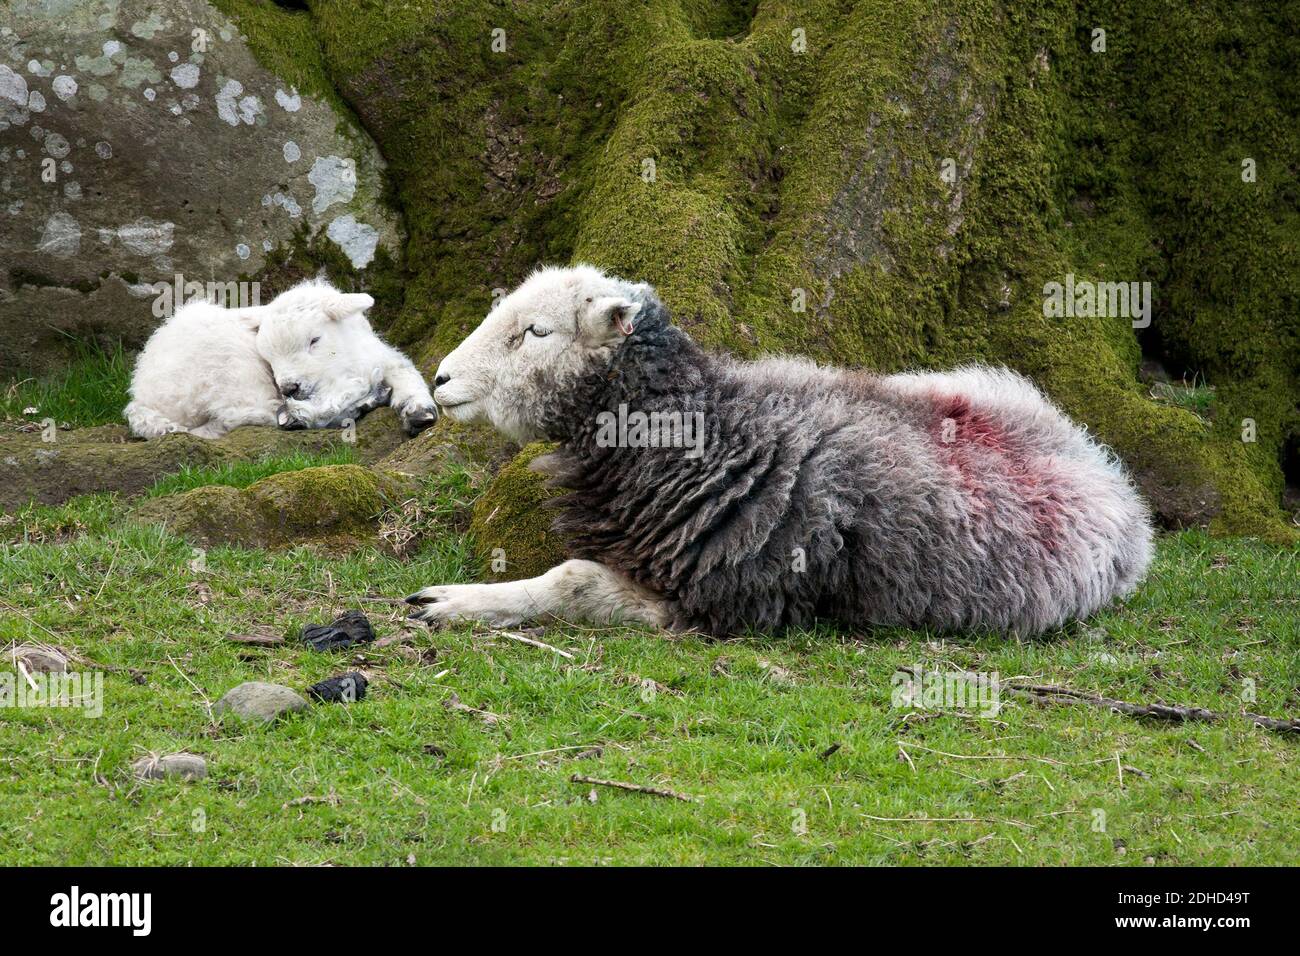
[275,87,301,112]
[52,75,78,100]
[0,65,30,125]
[169,62,199,90]
[239,94,262,123]
[100,217,175,256]
[27,89,46,112]
[215,78,261,126]
[215,78,243,124]
[38,211,81,257]
[269,191,302,218]
[326,214,379,269]
[283,140,300,163]
[308,155,356,214]
[43,132,70,159]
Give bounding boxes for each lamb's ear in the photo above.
[235,306,268,333]
[324,292,374,321]
[592,296,642,337]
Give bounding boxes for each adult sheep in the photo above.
[407,265,1154,637]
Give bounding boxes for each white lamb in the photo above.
[125,280,438,439]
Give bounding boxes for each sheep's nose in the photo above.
[434,373,451,388]
[279,382,302,399]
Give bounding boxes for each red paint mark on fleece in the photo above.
[928,393,1065,547]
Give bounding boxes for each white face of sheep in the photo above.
[242,283,376,402]
[432,265,645,443]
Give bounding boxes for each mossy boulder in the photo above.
[1,428,222,513]
[469,442,567,580]
[0,408,408,512]
[377,415,517,480]
[131,463,416,553]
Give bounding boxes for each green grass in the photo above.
[0,498,1296,865]
[144,448,362,498]
[1149,375,1217,421]
[1,340,132,429]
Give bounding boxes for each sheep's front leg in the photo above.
[405,559,673,629]
[379,351,438,435]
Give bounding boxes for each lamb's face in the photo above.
[247,282,375,401]
[433,265,645,442]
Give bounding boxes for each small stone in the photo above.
[307,671,368,704]
[132,752,207,781]
[212,681,309,723]
[300,611,375,652]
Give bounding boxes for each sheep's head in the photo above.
[433,264,650,443]
[241,280,375,401]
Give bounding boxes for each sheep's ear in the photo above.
[593,296,642,337]
[324,292,374,320]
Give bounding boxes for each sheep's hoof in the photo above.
[400,404,438,436]
[276,405,307,431]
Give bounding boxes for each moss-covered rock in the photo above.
[469,442,567,580]
[0,408,408,512]
[200,2,1300,539]
[131,463,416,553]
[376,415,517,480]
[1,429,222,513]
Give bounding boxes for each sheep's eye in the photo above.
[524,325,551,339]
[309,336,321,347]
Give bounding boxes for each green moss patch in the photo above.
[469,442,567,580]
[132,464,416,555]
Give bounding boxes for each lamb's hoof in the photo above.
[404,589,440,606]
[400,404,438,436]
[276,405,307,431]
[354,383,393,417]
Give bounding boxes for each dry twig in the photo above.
[570,774,697,803]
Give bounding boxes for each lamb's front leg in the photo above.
[405,559,673,629]
[378,349,438,435]
[277,379,389,430]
